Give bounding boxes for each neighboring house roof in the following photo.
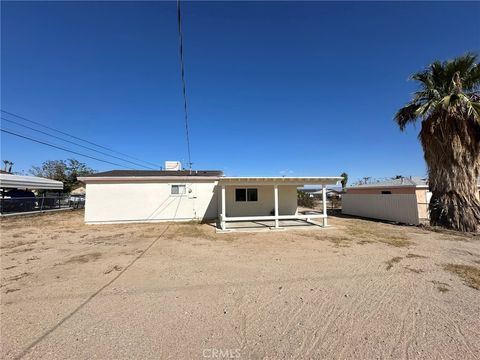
[308,188,343,195]
[84,170,224,178]
[71,186,86,195]
[348,176,480,190]
[348,177,428,189]
[0,173,64,190]
[298,188,319,193]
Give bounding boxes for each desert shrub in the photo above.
[297,190,315,208]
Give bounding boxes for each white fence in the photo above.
[342,194,420,225]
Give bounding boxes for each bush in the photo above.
[297,190,315,208]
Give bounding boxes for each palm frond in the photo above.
[467,101,480,121]
[396,52,479,130]
[395,103,420,131]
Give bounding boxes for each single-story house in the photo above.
[342,176,480,225]
[78,164,342,230]
[313,188,343,198]
[298,187,343,198]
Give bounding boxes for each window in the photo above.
[235,189,246,201]
[381,190,392,194]
[235,188,258,202]
[171,184,186,195]
[247,188,258,201]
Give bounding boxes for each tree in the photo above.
[297,190,315,208]
[340,172,348,190]
[30,159,95,193]
[394,53,480,232]
[362,176,371,185]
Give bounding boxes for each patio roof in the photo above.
[218,177,342,186]
[0,173,63,190]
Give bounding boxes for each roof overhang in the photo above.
[78,176,222,183]
[78,175,342,186]
[218,177,342,186]
[0,173,63,190]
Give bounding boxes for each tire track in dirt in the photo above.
[302,260,383,358]
[403,264,480,359]
[312,255,396,358]
[327,266,404,359]
[231,288,248,352]
[430,302,479,359]
[396,277,417,360]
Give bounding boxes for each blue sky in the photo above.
[1,1,479,183]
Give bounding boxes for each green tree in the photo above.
[30,159,95,192]
[340,172,348,190]
[395,53,480,232]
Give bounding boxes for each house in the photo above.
[78,163,342,231]
[313,188,343,199]
[342,176,480,225]
[298,187,343,198]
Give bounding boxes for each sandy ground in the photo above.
[1,210,479,360]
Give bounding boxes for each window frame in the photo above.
[235,188,258,202]
[171,184,187,196]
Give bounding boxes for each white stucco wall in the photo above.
[221,185,298,217]
[84,180,218,223]
[342,193,420,225]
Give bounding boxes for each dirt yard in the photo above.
[1,210,479,359]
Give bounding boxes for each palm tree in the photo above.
[395,53,480,232]
[340,172,348,190]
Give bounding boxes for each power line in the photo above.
[1,128,132,169]
[1,117,155,170]
[177,0,192,170]
[0,109,162,169]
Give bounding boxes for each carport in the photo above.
[217,177,342,231]
[0,173,64,214]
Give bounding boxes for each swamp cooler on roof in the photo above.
[165,161,182,171]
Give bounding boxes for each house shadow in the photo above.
[200,184,220,226]
[327,208,421,227]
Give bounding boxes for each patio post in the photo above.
[274,184,279,228]
[322,185,327,227]
[221,185,226,230]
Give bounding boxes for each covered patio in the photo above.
[217,177,342,231]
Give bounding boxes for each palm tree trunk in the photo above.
[420,112,480,232]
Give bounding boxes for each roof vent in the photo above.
[165,161,182,171]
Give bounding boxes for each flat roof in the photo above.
[219,177,342,185]
[0,173,64,190]
[347,177,428,189]
[78,172,342,185]
[84,170,224,178]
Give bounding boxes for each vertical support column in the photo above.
[221,185,226,230]
[322,185,328,227]
[274,184,279,228]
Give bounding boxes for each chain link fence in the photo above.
[0,195,85,214]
